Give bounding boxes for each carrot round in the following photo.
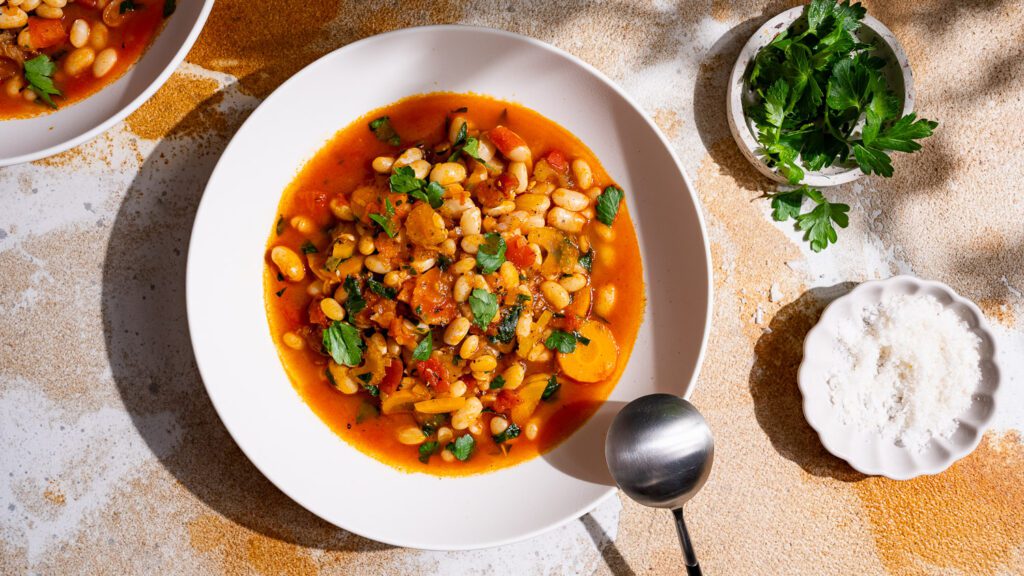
[557,320,618,383]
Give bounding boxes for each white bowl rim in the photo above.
[185,23,714,549]
[0,0,216,167]
[797,275,1002,480]
[725,5,915,187]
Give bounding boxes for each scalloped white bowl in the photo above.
[798,276,1000,480]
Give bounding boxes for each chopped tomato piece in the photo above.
[505,235,535,269]
[493,388,521,415]
[380,358,403,395]
[417,358,450,394]
[544,150,570,174]
[307,297,329,327]
[411,268,457,325]
[27,18,66,50]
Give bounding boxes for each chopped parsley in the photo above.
[460,137,485,161]
[163,0,176,17]
[363,384,380,397]
[437,254,453,271]
[595,186,624,226]
[492,304,522,344]
[574,331,591,346]
[356,372,373,383]
[367,277,397,299]
[369,198,397,238]
[541,374,561,400]
[544,330,578,353]
[418,441,439,463]
[274,288,286,297]
[119,0,140,14]
[489,375,506,390]
[300,241,318,254]
[390,166,446,209]
[578,249,594,273]
[322,321,364,367]
[275,214,285,236]
[23,55,61,109]
[368,116,401,146]
[412,334,433,361]
[468,289,498,329]
[342,275,366,315]
[476,232,506,275]
[493,423,521,444]
[446,434,475,461]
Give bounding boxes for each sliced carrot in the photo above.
[557,320,618,383]
[27,18,67,50]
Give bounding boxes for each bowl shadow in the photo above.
[748,282,866,481]
[100,90,389,553]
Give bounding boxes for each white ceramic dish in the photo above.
[187,25,712,550]
[798,276,1000,480]
[726,6,915,187]
[0,0,215,167]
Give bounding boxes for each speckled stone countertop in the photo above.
[2,1,1023,574]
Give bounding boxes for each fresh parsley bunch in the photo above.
[746,0,938,251]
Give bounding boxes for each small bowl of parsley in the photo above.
[727,1,938,188]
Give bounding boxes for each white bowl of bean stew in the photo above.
[187,25,712,550]
[0,0,214,166]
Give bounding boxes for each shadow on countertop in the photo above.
[100,90,390,553]
[748,283,866,482]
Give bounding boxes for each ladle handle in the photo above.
[672,507,702,576]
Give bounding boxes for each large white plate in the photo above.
[187,25,711,550]
[0,0,214,166]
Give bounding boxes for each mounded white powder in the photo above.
[826,293,981,450]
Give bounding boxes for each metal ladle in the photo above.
[605,394,715,576]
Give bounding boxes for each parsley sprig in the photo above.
[768,186,849,252]
[23,55,61,109]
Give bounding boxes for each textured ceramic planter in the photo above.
[726,6,915,187]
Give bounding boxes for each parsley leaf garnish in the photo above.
[274,288,286,297]
[544,330,577,353]
[412,333,433,361]
[389,165,445,208]
[446,434,475,461]
[476,232,506,275]
[23,55,61,109]
[342,275,366,315]
[578,249,594,273]
[468,289,498,329]
[418,441,438,463]
[767,186,850,252]
[596,186,624,226]
[493,423,521,444]
[489,375,506,390]
[369,198,397,238]
[493,303,522,344]
[460,137,485,161]
[367,277,397,299]
[541,374,561,400]
[300,241,318,254]
[322,321,364,367]
[368,116,401,146]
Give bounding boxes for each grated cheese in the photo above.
[826,293,981,450]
